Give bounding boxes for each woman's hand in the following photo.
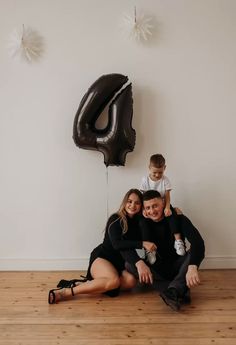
[142,241,157,252]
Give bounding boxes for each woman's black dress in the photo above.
[86,213,143,280]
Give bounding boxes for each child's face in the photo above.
[149,165,166,181]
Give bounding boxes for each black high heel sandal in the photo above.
[57,276,87,289]
[48,286,75,304]
[48,287,63,304]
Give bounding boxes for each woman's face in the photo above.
[125,193,142,218]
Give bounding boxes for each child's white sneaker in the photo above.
[146,251,156,265]
[174,240,185,256]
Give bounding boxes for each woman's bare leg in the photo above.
[49,258,120,303]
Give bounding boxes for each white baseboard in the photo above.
[0,258,89,271]
[200,256,236,269]
[0,256,235,271]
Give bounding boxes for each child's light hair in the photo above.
[150,154,165,168]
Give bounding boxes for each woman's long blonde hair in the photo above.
[116,189,143,234]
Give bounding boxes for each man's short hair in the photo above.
[143,190,162,202]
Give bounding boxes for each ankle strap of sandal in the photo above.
[71,286,75,296]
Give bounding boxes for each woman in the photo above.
[48,189,156,303]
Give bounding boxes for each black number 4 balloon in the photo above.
[73,74,136,167]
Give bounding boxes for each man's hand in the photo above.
[135,260,153,284]
[186,265,201,288]
[142,241,157,252]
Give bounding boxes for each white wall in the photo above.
[0,0,236,270]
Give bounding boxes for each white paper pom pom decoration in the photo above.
[8,25,44,63]
[122,7,154,42]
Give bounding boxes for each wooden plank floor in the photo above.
[0,270,235,345]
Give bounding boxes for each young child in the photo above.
[140,154,185,263]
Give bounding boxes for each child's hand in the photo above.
[164,207,172,217]
[174,207,183,215]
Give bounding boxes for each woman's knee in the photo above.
[105,275,120,291]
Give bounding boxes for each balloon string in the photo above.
[106,166,109,219]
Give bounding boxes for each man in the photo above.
[122,190,205,311]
